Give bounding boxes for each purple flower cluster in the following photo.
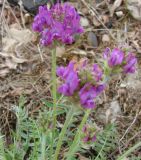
[82,125,96,143]
[56,62,79,96]
[103,48,137,74]
[57,61,105,109]
[32,3,83,45]
[124,53,137,73]
[79,83,105,109]
[93,64,103,82]
[104,48,124,67]
[57,48,137,109]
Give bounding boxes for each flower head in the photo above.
[78,62,103,85]
[79,83,105,109]
[103,47,137,76]
[93,64,103,82]
[57,61,105,109]
[79,83,96,109]
[82,125,97,143]
[57,62,74,79]
[57,62,79,96]
[104,48,124,67]
[91,135,97,142]
[32,3,83,45]
[123,53,137,73]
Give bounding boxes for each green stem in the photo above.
[117,141,141,160]
[54,108,74,160]
[50,47,57,160]
[66,109,91,160]
[41,134,47,160]
[95,134,108,160]
[52,47,57,128]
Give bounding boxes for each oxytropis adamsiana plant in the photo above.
[32,2,84,160]
[57,48,137,109]
[32,2,83,125]
[32,1,137,159]
[57,48,137,159]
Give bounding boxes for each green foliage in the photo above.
[93,124,117,160]
[0,96,73,160]
[0,98,55,159]
[66,110,91,160]
[80,124,118,160]
[0,97,140,160]
[129,157,141,160]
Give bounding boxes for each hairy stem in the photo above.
[41,134,47,160]
[52,47,57,128]
[54,107,74,160]
[66,109,91,160]
[50,47,57,159]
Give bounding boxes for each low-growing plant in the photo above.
[0,98,141,159]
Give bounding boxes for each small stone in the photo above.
[126,0,141,21]
[96,0,103,3]
[105,100,121,123]
[80,17,89,27]
[87,32,98,47]
[8,0,49,14]
[115,11,124,17]
[102,34,110,42]
[7,0,67,14]
[82,8,88,15]
[110,0,123,17]
[126,71,141,89]
[24,13,31,24]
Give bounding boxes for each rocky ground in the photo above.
[0,0,141,159]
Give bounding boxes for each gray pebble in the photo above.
[87,32,98,47]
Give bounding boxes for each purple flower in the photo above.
[83,136,90,143]
[96,84,105,94]
[82,125,96,143]
[91,135,96,142]
[93,64,103,82]
[32,3,83,45]
[82,125,87,132]
[79,83,96,109]
[123,53,137,73]
[57,62,74,79]
[83,134,96,143]
[57,62,79,96]
[79,83,105,109]
[104,48,124,67]
[32,6,52,32]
